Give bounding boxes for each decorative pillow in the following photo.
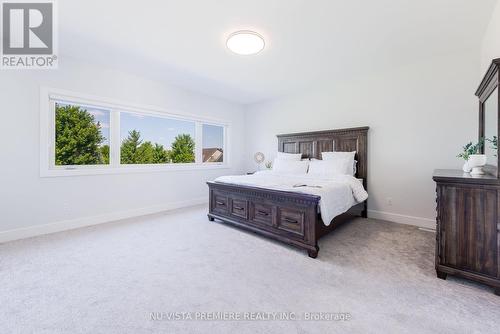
[272,159,309,174]
[321,151,356,175]
[308,159,351,178]
[276,152,302,161]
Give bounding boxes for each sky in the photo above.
[121,112,195,148]
[202,124,224,149]
[121,112,223,149]
[87,108,110,144]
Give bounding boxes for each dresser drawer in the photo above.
[277,207,305,237]
[250,202,274,226]
[212,193,228,214]
[230,198,248,219]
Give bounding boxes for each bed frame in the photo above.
[207,127,369,258]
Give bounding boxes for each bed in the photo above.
[207,127,369,258]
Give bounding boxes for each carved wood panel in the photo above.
[298,141,315,158]
[283,142,297,154]
[439,184,498,278]
[317,139,334,158]
[335,137,359,152]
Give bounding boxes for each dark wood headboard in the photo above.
[277,126,369,188]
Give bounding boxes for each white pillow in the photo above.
[321,151,356,175]
[322,151,356,160]
[272,159,309,174]
[277,152,302,161]
[308,159,351,178]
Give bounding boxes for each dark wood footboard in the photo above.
[207,181,321,257]
[207,181,364,258]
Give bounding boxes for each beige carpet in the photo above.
[1,205,499,333]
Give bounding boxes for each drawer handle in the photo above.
[257,210,269,216]
[216,201,225,206]
[234,206,245,211]
[284,217,298,224]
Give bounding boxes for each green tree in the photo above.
[121,131,171,164]
[137,141,155,163]
[153,143,170,163]
[55,104,105,165]
[121,130,193,164]
[120,130,142,164]
[170,134,195,163]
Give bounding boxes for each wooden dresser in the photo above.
[433,169,500,295]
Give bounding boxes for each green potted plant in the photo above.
[457,138,485,174]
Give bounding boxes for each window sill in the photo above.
[40,163,231,177]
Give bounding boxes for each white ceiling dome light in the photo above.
[226,31,265,55]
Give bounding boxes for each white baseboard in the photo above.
[0,201,435,244]
[367,209,435,230]
[0,197,206,244]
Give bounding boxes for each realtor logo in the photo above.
[1,0,57,69]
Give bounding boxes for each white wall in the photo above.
[2,4,496,240]
[244,54,479,228]
[481,0,500,73]
[0,58,245,240]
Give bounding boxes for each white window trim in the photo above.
[40,87,231,177]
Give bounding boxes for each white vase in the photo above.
[468,154,487,175]
[462,161,471,173]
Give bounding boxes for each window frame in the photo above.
[201,123,226,164]
[40,87,230,177]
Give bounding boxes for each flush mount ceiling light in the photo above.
[226,31,265,55]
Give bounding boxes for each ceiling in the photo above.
[59,0,497,104]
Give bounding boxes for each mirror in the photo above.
[477,59,500,177]
[484,89,498,167]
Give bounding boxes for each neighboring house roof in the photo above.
[202,148,223,162]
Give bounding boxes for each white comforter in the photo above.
[214,171,368,225]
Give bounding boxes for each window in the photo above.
[202,124,224,163]
[120,112,196,164]
[41,88,229,176]
[55,102,110,165]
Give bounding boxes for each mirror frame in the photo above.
[475,58,500,176]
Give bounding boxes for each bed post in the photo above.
[308,245,319,258]
[357,128,368,218]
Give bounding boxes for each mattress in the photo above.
[214,171,368,225]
